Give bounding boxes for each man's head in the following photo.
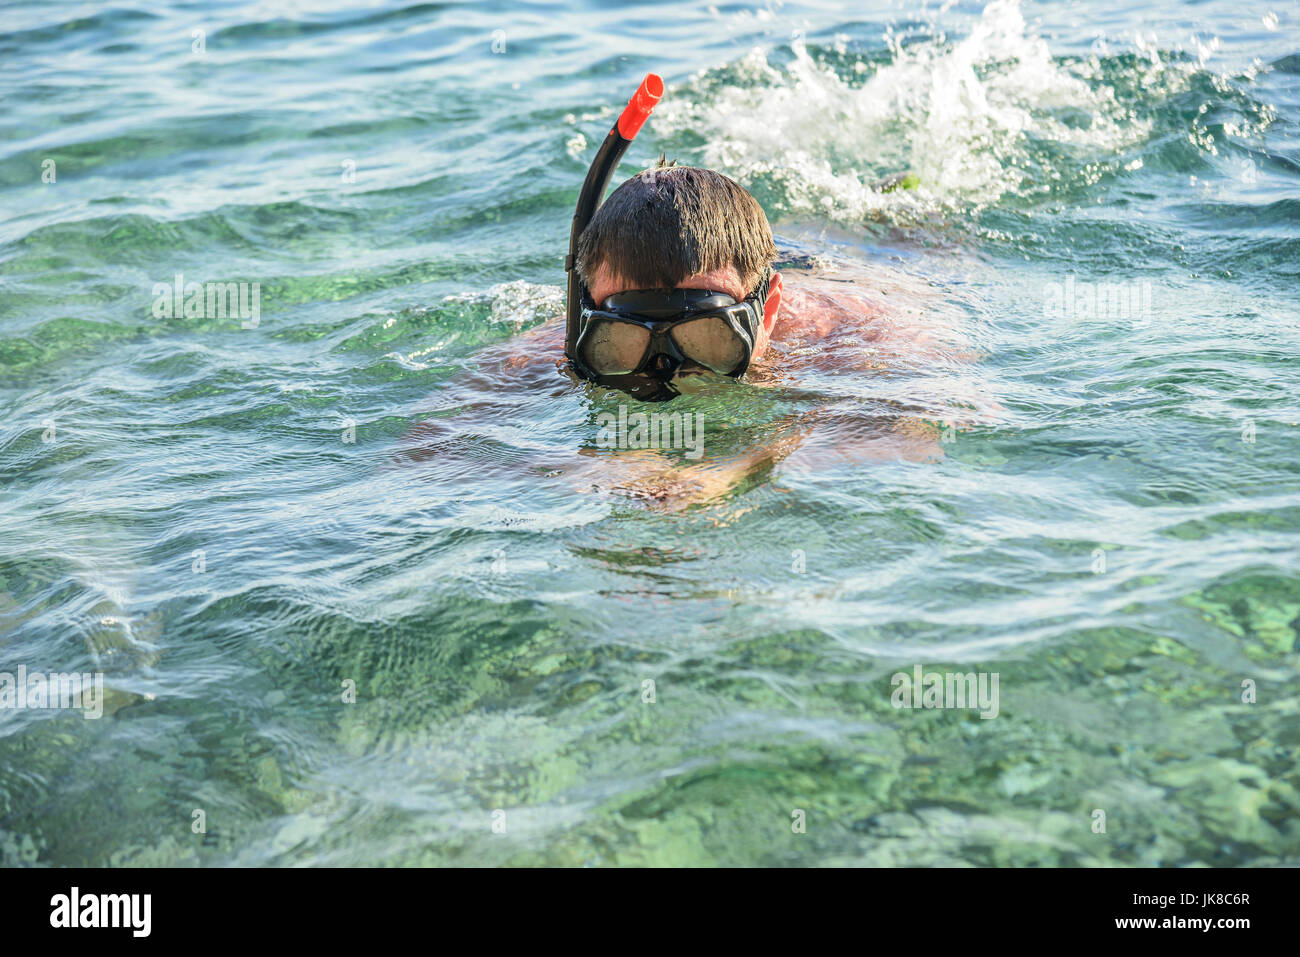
[575,164,783,360]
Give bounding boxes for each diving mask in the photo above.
[572,274,770,400]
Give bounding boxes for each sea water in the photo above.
[1,0,1297,866]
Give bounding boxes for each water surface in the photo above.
[1,0,1298,866]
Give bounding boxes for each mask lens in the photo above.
[669,316,747,374]
[581,320,651,375]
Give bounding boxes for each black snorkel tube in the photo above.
[564,73,664,375]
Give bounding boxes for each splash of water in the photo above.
[658,0,1157,221]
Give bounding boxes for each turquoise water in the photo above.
[2,0,1298,866]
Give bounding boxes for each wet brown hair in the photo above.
[575,162,777,297]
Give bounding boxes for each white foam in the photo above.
[657,0,1154,222]
[442,280,563,329]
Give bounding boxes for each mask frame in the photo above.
[572,275,770,393]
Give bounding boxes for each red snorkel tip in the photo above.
[615,73,664,141]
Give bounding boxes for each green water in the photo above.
[1,0,1298,866]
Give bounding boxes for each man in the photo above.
[569,163,785,401]
[400,163,987,508]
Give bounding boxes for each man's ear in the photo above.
[763,271,783,333]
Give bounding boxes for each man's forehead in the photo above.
[593,263,746,299]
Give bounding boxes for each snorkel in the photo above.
[564,73,664,376]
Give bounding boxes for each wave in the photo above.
[655,0,1225,225]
